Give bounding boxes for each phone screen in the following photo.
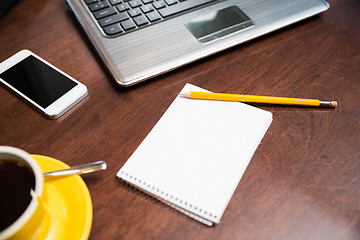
[0,55,77,108]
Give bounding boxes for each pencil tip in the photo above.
[179,92,190,98]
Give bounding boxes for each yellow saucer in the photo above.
[32,155,92,240]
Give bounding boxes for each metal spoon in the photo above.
[43,161,107,177]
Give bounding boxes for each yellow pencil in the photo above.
[179,91,337,108]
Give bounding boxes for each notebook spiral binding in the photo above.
[118,170,215,226]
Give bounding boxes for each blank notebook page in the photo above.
[117,83,273,225]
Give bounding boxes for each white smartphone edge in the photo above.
[0,49,88,119]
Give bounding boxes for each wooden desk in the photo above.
[0,0,359,239]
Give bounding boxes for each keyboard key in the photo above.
[146,11,161,22]
[98,12,129,27]
[109,0,122,5]
[159,0,213,17]
[165,0,177,6]
[128,0,142,8]
[128,8,142,18]
[141,4,154,13]
[85,0,98,5]
[133,15,148,26]
[93,7,117,19]
[88,1,110,12]
[116,3,130,12]
[153,1,166,9]
[103,24,123,35]
[120,19,136,31]
[142,0,153,3]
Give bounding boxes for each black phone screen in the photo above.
[0,56,77,108]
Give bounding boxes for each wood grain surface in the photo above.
[0,0,359,239]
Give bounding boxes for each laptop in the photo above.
[66,0,329,86]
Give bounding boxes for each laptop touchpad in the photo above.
[185,6,254,43]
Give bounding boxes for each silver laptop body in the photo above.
[66,0,329,86]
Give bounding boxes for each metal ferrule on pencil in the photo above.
[319,101,337,108]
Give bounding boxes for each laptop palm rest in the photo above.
[185,6,254,43]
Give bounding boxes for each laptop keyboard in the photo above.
[84,0,217,36]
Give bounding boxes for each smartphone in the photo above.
[0,50,88,119]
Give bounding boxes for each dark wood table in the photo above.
[1,0,359,239]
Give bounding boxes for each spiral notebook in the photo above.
[117,83,273,226]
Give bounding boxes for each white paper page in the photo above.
[117,83,272,224]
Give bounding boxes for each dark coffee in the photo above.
[0,159,36,231]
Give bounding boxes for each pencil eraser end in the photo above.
[332,101,337,107]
